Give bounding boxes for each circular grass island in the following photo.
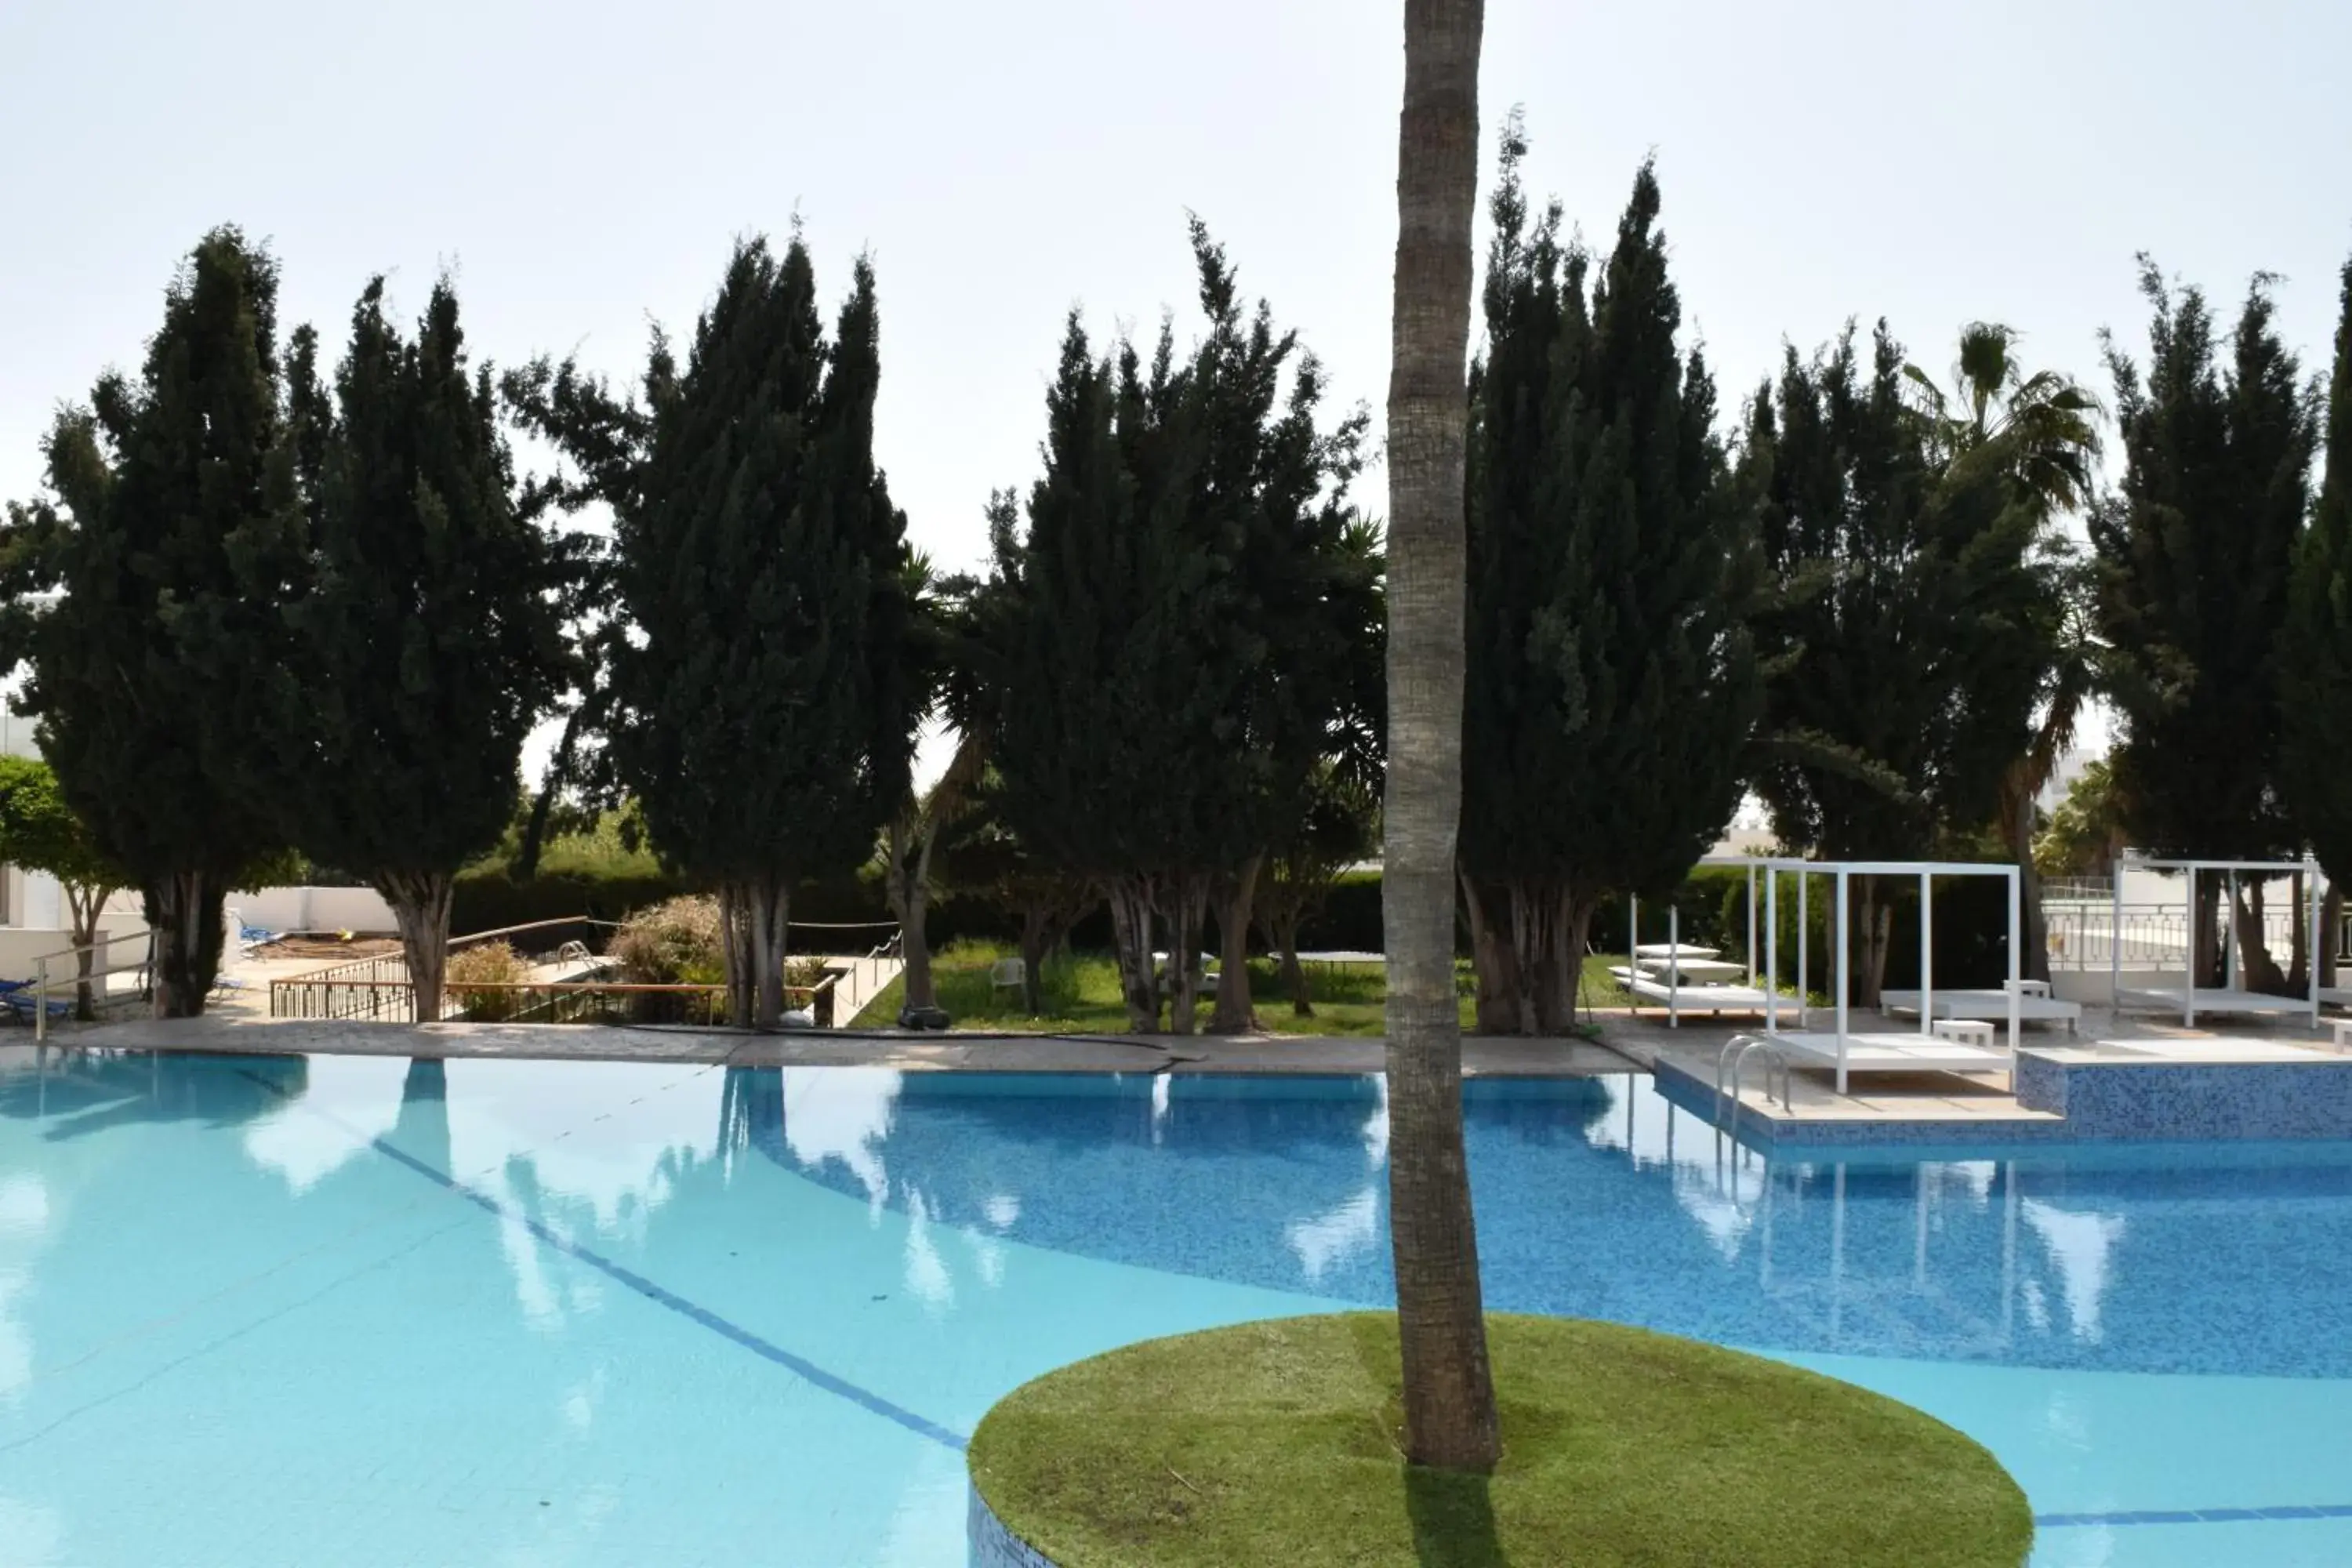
[968,1314,2031,1568]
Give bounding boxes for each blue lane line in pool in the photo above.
[2036,1504,2352,1528]
[231,1069,969,1454]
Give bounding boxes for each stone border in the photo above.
[969,1486,1060,1568]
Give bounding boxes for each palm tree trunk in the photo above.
[1382,0,1497,1476]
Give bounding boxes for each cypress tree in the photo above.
[1183,226,1376,1033]
[979,230,1369,1034]
[985,317,1227,1031]
[286,277,568,1021]
[2092,259,2317,984]
[1746,325,2053,1003]
[0,227,309,1014]
[1461,133,1760,1033]
[2278,256,2352,957]
[510,238,919,1027]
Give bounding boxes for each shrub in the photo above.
[612,896,724,985]
[446,938,528,1021]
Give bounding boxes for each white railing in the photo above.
[25,929,157,1040]
[2042,898,2310,972]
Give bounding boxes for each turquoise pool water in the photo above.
[0,1049,2345,1566]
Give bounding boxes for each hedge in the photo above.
[452,860,2014,982]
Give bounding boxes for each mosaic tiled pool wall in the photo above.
[1656,1050,2352,1148]
[969,1488,1061,1568]
[2015,1052,2352,1140]
[1650,1057,2075,1149]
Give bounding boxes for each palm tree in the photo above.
[1382,0,1497,1475]
[1906,323,2103,514]
[1906,325,2103,979]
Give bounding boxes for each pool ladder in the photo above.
[1714,1033,1791,1134]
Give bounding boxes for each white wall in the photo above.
[0,926,129,982]
[228,886,397,935]
[4,875,398,937]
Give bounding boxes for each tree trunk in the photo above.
[885,817,943,1013]
[1556,895,1595,1031]
[2233,880,2286,993]
[378,869,455,1024]
[1163,873,1211,1036]
[1538,884,1577,1033]
[2323,887,2343,991]
[1209,856,1262,1034]
[2288,873,2309,994]
[145,871,226,1019]
[719,877,792,1029]
[1273,907,1313,1016]
[1851,875,1893,1008]
[1381,0,1497,1476]
[1506,880,1543,1037]
[900,878,935,1011]
[1018,902,1054,1016]
[2194,877,2223,988]
[1105,880,1161,1032]
[2005,793,2053,983]
[1461,873,1518,1034]
[64,882,113,1022]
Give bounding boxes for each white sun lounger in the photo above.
[1882,985,2081,1034]
[2116,985,2317,1018]
[1760,1028,2014,1087]
[1610,968,1777,1014]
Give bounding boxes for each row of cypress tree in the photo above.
[1457,120,2352,1023]
[2100,256,2352,989]
[3,233,572,1016]
[0,228,916,1026]
[6,168,2347,1030]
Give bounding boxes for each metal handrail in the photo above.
[28,930,160,1041]
[1714,1033,1791,1134]
[20,927,153,967]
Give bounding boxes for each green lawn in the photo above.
[849,941,1682,1033]
[969,1313,2032,1568]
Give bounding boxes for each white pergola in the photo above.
[1622,856,1775,1026]
[1752,858,2024,1095]
[2107,852,2322,1029]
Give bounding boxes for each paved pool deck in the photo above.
[43,991,2352,1135]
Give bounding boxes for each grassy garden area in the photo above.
[847,942,1668,1034]
[968,1313,2033,1568]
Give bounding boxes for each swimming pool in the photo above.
[0,1050,2343,1566]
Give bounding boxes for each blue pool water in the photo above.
[0,1050,2347,1566]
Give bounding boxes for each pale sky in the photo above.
[4,0,2347,577]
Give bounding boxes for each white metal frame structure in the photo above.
[1623,857,1776,1027]
[2107,852,2321,1029]
[1748,858,2024,1096]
